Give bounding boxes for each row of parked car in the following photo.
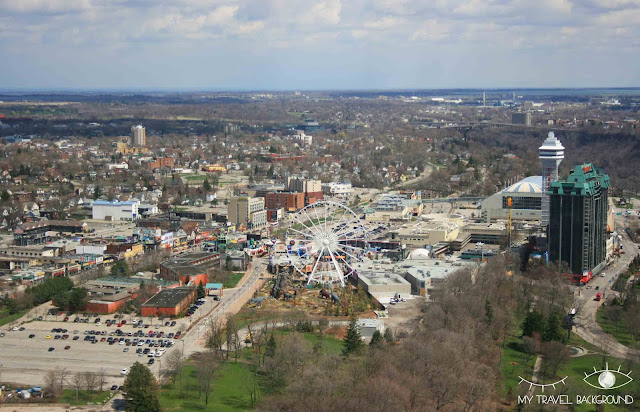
[186,298,207,316]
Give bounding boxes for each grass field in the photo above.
[159,361,262,411]
[501,334,537,396]
[223,273,245,288]
[0,308,28,327]
[58,389,112,405]
[596,307,637,348]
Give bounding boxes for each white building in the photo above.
[92,200,140,221]
[481,176,543,222]
[291,130,313,147]
[107,162,129,170]
[75,245,107,255]
[322,181,352,197]
[131,125,146,147]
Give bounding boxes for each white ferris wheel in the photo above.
[286,200,367,286]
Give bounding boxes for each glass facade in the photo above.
[502,196,541,210]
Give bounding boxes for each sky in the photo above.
[1,0,640,90]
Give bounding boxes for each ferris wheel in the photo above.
[286,200,367,286]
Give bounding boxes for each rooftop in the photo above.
[142,286,195,308]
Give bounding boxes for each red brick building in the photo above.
[147,157,175,170]
[141,287,196,317]
[265,192,305,212]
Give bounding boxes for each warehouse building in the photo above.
[141,286,197,317]
[92,200,140,221]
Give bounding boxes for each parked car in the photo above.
[48,347,54,352]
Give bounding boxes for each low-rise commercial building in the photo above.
[141,286,197,317]
[92,200,140,221]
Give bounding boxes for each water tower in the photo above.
[539,132,564,227]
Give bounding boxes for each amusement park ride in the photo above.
[284,201,367,287]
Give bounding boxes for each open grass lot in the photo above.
[159,361,263,411]
[0,308,27,327]
[159,330,344,411]
[547,354,638,412]
[223,273,245,289]
[58,389,112,406]
[501,334,536,397]
[596,307,637,348]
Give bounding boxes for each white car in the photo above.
[601,273,606,277]
[121,368,128,375]
[137,341,144,346]
[131,319,138,324]
[12,327,19,331]
[148,350,155,356]
[119,341,125,345]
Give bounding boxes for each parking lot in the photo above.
[0,298,216,388]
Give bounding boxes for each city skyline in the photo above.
[2,0,640,90]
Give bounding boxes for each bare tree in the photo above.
[44,370,60,397]
[97,368,107,392]
[165,349,186,396]
[541,341,570,379]
[83,371,97,397]
[72,373,85,403]
[55,367,68,393]
[205,318,224,356]
[522,336,538,365]
[196,350,218,406]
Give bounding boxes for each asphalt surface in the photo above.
[573,208,640,359]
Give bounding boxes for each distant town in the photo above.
[1,89,640,410]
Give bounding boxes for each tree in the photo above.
[197,283,206,300]
[72,373,85,403]
[370,330,384,347]
[84,371,97,397]
[383,327,395,343]
[44,370,61,397]
[342,316,364,356]
[541,341,570,378]
[164,350,186,396]
[196,350,218,406]
[0,190,9,202]
[522,310,545,337]
[123,362,160,412]
[110,260,130,277]
[69,287,88,311]
[97,368,107,392]
[93,185,102,200]
[543,312,564,342]
[55,367,68,395]
[522,336,538,365]
[203,178,211,192]
[265,334,277,358]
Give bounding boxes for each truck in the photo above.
[595,292,602,301]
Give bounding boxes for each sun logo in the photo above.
[583,363,633,390]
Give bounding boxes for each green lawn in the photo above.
[0,308,28,327]
[223,273,245,288]
[547,354,637,412]
[58,389,112,406]
[159,362,264,411]
[503,328,639,411]
[596,307,636,348]
[501,334,537,397]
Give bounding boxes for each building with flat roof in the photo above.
[141,286,196,317]
[265,192,305,212]
[13,220,86,246]
[549,163,610,281]
[159,252,220,285]
[228,196,267,229]
[357,271,412,301]
[92,200,140,221]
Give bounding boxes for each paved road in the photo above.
[573,209,640,359]
[151,258,267,378]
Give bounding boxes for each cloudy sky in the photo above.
[1,0,640,90]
